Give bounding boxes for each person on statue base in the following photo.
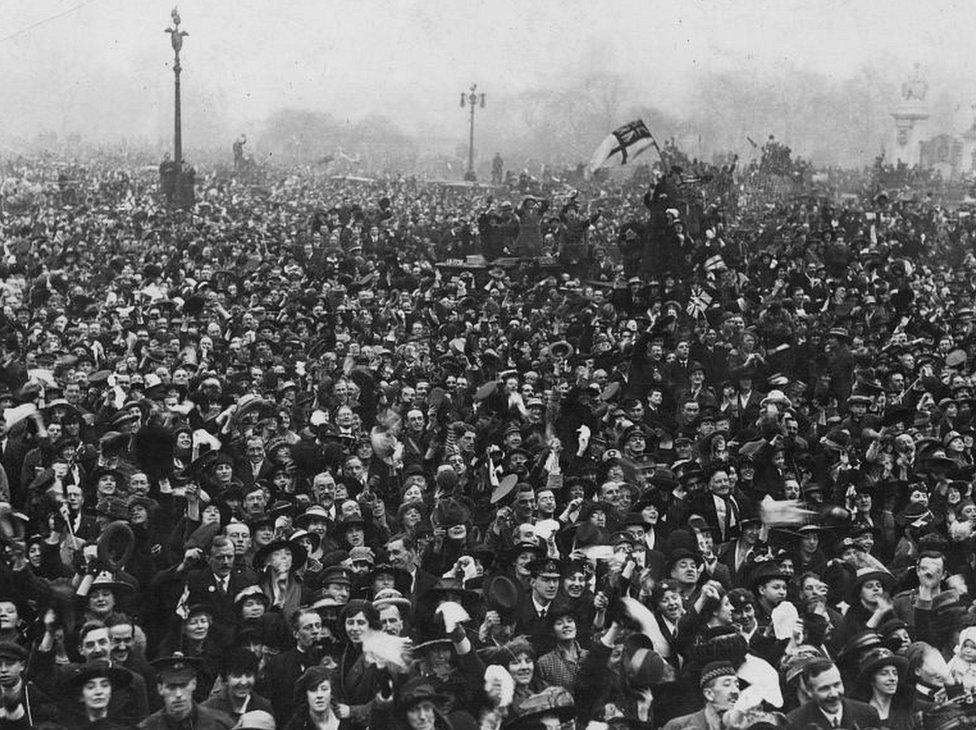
[515,196,548,258]
[618,223,644,278]
[557,195,600,277]
[233,135,247,170]
[491,153,504,185]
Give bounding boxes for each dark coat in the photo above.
[786,698,881,730]
[137,704,234,730]
[258,646,319,721]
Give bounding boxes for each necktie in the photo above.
[540,607,546,619]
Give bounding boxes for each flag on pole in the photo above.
[587,119,655,174]
[687,286,713,319]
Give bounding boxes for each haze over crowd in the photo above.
[2,0,976,168]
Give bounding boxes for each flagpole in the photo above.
[649,133,670,175]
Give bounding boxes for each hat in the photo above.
[503,686,575,730]
[527,557,561,579]
[348,546,375,567]
[750,562,790,590]
[90,570,135,595]
[235,711,277,730]
[760,390,792,408]
[294,505,332,528]
[320,565,352,587]
[294,665,334,695]
[699,660,737,688]
[413,620,455,652]
[288,528,321,553]
[253,539,307,572]
[490,473,519,504]
[233,584,269,606]
[108,410,141,429]
[396,677,448,712]
[849,567,895,600]
[151,652,201,684]
[856,647,908,683]
[484,574,521,614]
[424,577,478,605]
[67,659,132,691]
[622,635,668,689]
[367,560,410,590]
[895,502,934,527]
[372,588,412,613]
[310,588,344,612]
[782,646,825,683]
[549,341,574,359]
[337,513,365,532]
[666,547,703,572]
[0,642,26,662]
[95,495,131,521]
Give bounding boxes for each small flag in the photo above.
[687,286,713,319]
[587,120,654,174]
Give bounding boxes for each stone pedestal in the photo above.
[892,102,930,167]
[159,162,195,209]
[891,64,930,167]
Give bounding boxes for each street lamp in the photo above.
[162,8,193,207]
[460,83,485,181]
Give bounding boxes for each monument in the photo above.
[891,63,930,166]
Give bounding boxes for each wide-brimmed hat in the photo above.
[253,539,307,572]
[749,562,791,591]
[396,677,449,713]
[288,528,321,553]
[293,505,333,529]
[483,574,521,614]
[413,617,455,652]
[423,577,478,605]
[67,659,131,690]
[503,686,575,730]
[849,567,895,601]
[856,647,908,683]
[89,570,136,595]
[372,588,412,613]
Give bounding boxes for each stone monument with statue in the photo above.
[891,63,930,166]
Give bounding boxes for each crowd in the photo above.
[1,149,976,730]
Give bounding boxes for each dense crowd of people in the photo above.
[2,149,976,730]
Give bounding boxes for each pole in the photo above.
[460,83,484,182]
[164,9,191,207]
[468,99,475,178]
[174,52,182,171]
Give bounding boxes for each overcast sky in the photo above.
[1,0,974,148]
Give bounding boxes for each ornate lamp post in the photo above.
[460,83,485,181]
[165,8,187,170]
[162,8,193,207]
